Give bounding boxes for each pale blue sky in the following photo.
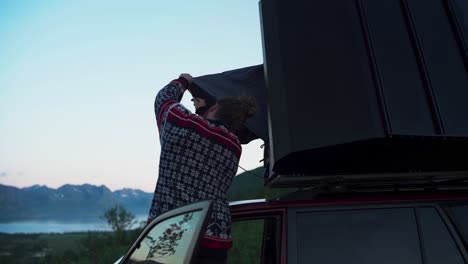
[0,0,264,192]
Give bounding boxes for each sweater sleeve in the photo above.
[154,78,189,131]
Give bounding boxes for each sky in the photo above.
[0,0,265,192]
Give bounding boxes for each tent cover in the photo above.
[191,64,267,145]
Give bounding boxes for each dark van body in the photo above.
[230,190,468,264]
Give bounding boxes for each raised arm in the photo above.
[155,74,192,130]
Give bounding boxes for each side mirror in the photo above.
[119,200,213,264]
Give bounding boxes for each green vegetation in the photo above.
[228,167,297,201]
[228,219,264,264]
[103,204,139,244]
[0,206,143,264]
[0,167,297,263]
[103,205,136,233]
[0,230,141,264]
[226,167,296,263]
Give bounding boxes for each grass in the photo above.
[0,230,140,264]
[1,167,296,263]
[228,219,264,264]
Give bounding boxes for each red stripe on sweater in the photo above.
[170,105,239,144]
[157,100,178,129]
[200,236,232,249]
[167,106,241,157]
[171,106,233,134]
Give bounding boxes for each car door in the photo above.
[228,203,286,264]
[118,200,213,264]
[287,202,468,264]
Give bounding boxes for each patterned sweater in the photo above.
[148,78,241,249]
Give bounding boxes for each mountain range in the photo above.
[0,167,294,222]
[0,184,153,222]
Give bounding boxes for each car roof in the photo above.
[229,189,468,213]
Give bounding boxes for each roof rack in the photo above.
[268,171,468,192]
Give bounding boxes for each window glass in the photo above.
[128,211,202,263]
[294,208,421,264]
[418,207,464,264]
[228,219,264,264]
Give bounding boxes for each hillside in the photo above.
[0,184,152,222]
[228,167,297,201]
[0,167,296,222]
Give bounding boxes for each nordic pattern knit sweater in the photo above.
[148,78,241,249]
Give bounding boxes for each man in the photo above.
[148,73,256,263]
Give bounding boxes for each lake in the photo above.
[0,215,148,234]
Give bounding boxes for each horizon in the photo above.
[0,1,265,192]
[1,182,146,191]
[0,165,263,192]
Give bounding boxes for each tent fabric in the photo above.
[191,64,267,144]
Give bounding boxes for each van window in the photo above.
[228,219,264,264]
[126,211,206,263]
[418,207,465,264]
[292,208,422,264]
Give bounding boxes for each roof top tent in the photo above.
[259,0,468,188]
[192,0,468,189]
